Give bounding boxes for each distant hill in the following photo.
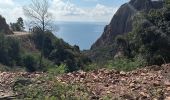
[0,15,13,34]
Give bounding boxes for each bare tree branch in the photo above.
[23,0,53,68]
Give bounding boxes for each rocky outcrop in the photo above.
[91,0,163,50]
[0,15,13,34]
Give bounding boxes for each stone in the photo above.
[165,81,170,86]
[141,73,146,76]
[153,81,160,86]
[140,92,148,97]
[120,71,126,76]
[165,97,170,100]
[166,87,170,91]
[129,83,135,88]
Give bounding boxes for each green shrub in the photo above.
[0,33,21,66]
[22,54,38,72]
[107,57,146,71]
[47,64,68,75]
[83,63,99,72]
[13,75,90,100]
[32,29,90,72]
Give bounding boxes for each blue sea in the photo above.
[54,21,107,50]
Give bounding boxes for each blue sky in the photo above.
[0,0,129,23]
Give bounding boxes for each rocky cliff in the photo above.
[91,0,163,50]
[0,15,13,34]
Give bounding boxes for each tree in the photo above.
[23,0,52,68]
[17,17,25,31]
[10,17,25,31]
[165,0,170,9]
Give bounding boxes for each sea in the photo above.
[54,21,107,50]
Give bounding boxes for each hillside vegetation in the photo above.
[0,28,90,72]
[86,0,170,71]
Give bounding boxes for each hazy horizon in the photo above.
[54,21,107,50]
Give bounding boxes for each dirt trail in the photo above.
[6,31,31,37]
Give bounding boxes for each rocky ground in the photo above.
[0,64,170,100]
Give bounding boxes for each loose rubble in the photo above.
[0,64,170,99]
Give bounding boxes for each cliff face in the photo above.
[91,0,163,50]
[0,15,13,34]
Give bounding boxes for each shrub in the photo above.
[47,64,68,75]
[0,33,21,66]
[83,63,99,72]
[107,57,146,71]
[22,54,38,72]
[13,75,90,100]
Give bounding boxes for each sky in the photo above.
[0,0,129,23]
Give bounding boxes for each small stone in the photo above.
[107,91,111,94]
[165,81,170,86]
[165,97,170,100]
[37,81,41,84]
[153,98,158,100]
[166,87,170,91]
[141,73,146,76]
[142,81,147,84]
[120,71,126,76]
[129,83,135,88]
[121,78,126,81]
[153,81,160,86]
[143,77,147,80]
[140,92,148,98]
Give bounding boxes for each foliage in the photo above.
[130,8,170,65]
[10,17,25,31]
[0,33,21,66]
[13,75,90,100]
[83,63,99,72]
[32,28,91,72]
[107,57,146,71]
[47,64,68,75]
[22,53,38,72]
[112,2,170,66]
